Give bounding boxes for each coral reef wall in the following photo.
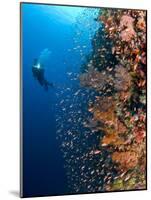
[79,8,147,191]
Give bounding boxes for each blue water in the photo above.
[22,3,100,197]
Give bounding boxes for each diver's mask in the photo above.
[33,63,41,70]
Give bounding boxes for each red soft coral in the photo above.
[120,27,136,42]
[120,15,134,29]
[119,15,136,42]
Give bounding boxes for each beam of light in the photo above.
[40,5,85,24]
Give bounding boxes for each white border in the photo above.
[0,0,150,199]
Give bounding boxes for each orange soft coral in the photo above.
[112,151,139,169]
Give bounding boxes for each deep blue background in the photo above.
[22,3,99,197]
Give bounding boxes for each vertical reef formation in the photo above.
[79,9,146,191]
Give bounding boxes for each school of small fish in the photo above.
[54,8,146,193]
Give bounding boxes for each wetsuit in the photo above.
[32,61,53,91]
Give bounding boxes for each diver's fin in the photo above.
[43,81,54,91]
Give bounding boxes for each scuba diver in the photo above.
[32,59,53,91]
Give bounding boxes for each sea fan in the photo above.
[112,151,138,169]
[114,65,131,91]
[92,99,117,126]
[102,134,125,147]
[93,96,114,112]
[79,68,109,91]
